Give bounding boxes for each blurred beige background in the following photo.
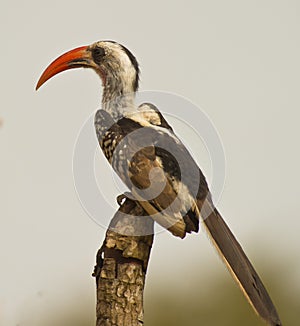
[1,0,299,325]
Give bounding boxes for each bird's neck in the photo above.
[101,74,136,121]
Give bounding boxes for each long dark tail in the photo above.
[201,203,281,326]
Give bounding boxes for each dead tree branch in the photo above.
[93,197,154,326]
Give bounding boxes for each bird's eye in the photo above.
[92,47,105,65]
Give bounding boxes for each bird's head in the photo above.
[36,41,139,93]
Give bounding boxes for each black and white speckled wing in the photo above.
[94,107,209,237]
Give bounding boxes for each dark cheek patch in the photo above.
[92,47,106,65]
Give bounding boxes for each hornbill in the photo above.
[36,40,281,326]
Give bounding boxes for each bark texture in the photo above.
[94,197,154,326]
